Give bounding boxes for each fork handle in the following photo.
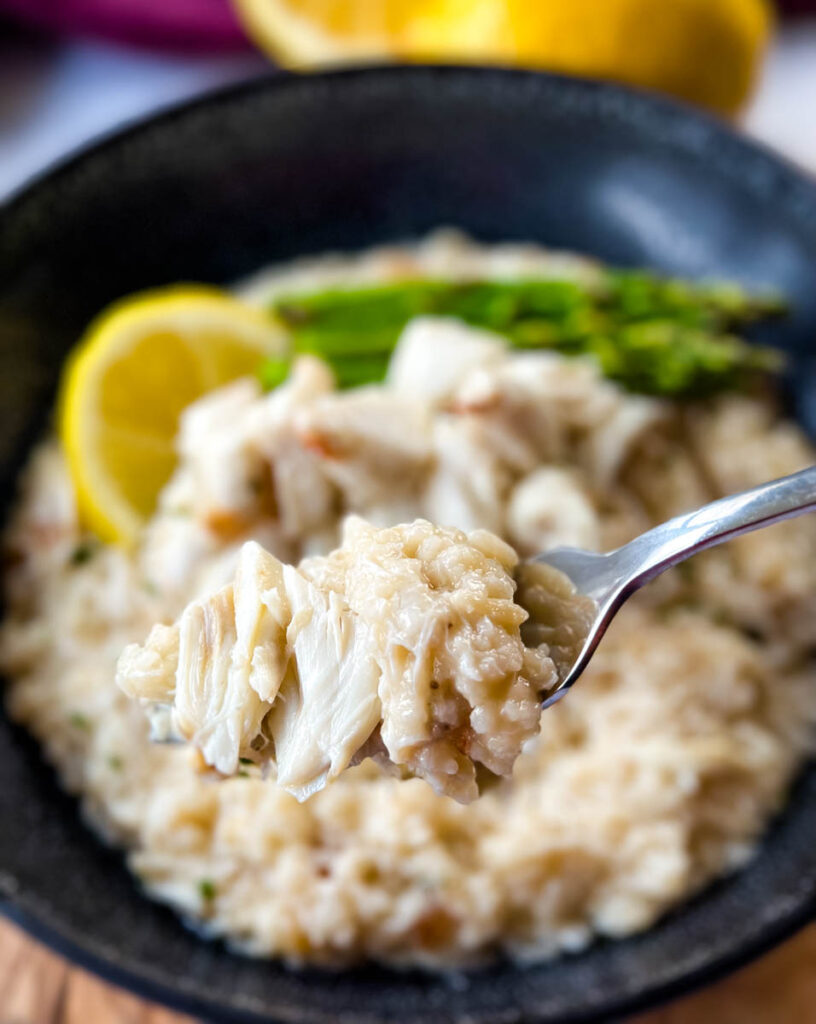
[619,464,816,591]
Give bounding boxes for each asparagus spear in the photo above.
[260,273,784,397]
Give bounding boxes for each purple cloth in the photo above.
[778,0,816,12]
[0,0,250,52]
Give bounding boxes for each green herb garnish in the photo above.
[70,542,95,566]
[69,712,90,730]
[199,879,216,901]
[108,755,123,771]
[259,272,784,398]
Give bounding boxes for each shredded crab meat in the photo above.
[141,315,662,599]
[117,519,566,803]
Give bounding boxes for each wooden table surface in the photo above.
[2,916,816,1024]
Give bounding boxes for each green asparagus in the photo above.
[259,272,784,397]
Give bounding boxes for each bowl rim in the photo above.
[3,62,816,227]
[2,62,816,1024]
[3,879,815,1024]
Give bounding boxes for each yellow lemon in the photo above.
[233,0,771,115]
[58,287,284,545]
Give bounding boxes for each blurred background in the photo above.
[0,0,815,204]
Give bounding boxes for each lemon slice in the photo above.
[233,0,505,64]
[233,0,770,115]
[59,287,284,546]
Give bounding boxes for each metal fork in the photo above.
[535,465,816,709]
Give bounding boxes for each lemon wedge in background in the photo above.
[233,0,771,115]
[59,288,284,546]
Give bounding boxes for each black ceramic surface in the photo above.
[1,66,816,1024]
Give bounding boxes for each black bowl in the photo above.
[1,66,816,1024]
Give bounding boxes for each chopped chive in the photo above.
[239,757,254,765]
[108,755,123,771]
[199,879,216,901]
[69,712,90,730]
[70,542,95,566]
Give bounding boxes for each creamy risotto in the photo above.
[117,520,564,803]
[2,232,815,967]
